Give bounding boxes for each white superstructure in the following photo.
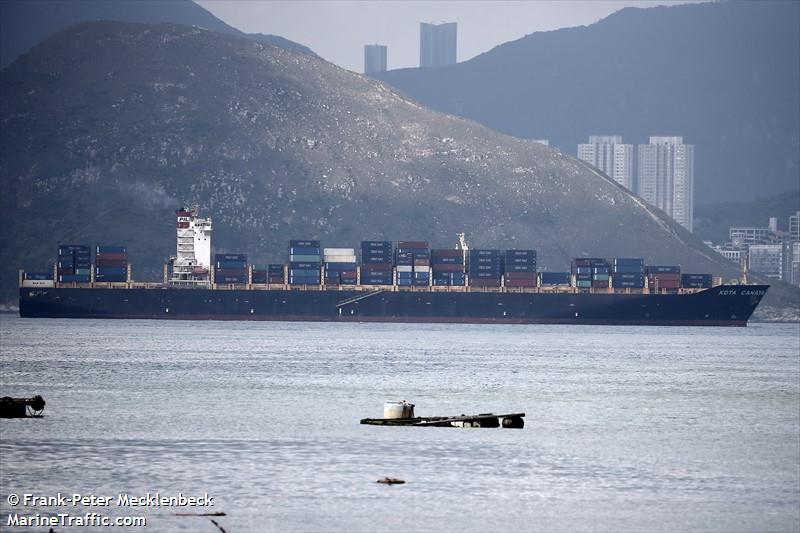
[170,206,212,286]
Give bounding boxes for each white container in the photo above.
[396,265,413,272]
[324,255,357,263]
[413,266,431,273]
[323,248,355,256]
[22,280,55,288]
[384,401,415,419]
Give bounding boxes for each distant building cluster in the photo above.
[577,135,693,232]
[364,21,457,74]
[710,212,800,286]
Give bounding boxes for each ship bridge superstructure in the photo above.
[170,206,212,287]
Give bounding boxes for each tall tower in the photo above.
[638,136,694,232]
[420,22,457,68]
[170,206,212,286]
[364,44,387,74]
[577,135,634,190]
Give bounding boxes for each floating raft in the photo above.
[360,412,525,428]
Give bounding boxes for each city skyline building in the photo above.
[577,135,634,190]
[637,136,694,232]
[790,210,800,241]
[363,44,387,74]
[420,22,457,68]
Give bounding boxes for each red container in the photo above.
[362,263,393,271]
[505,272,537,281]
[58,268,74,275]
[651,280,680,289]
[95,252,127,261]
[95,260,127,268]
[413,259,430,266]
[649,273,680,281]
[267,277,284,283]
[397,241,428,249]
[431,249,463,258]
[506,279,537,287]
[432,264,464,272]
[470,279,502,287]
[215,268,247,276]
[340,270,357,279]
[592,280,610,288]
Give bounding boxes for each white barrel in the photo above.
[383,401,415,419]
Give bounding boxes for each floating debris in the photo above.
[361,402,524,429]
[0,395,45,418]
[377,478,405,485]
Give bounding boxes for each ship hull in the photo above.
[19,285,768,326]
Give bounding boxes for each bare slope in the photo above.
[375,1,800,205]
[1,21,795,311]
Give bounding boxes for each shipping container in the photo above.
[681,274,712,288]
[431,263,463,272]
[215,253,247,261]
[97,246,127,254]
[470,278,502,287]
[506,279,538,288]
[647,265,681,274]
[540,272,571,285]
[397,241,428,249]
[290,247,321,255]
[505,272,537,280]
[58,275,90,282]
[290,240,320,248]
[24,272,52,280]
[289,254,321,263]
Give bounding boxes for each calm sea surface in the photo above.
[1,316,798,532]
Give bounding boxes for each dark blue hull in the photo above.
[18,285,769,326]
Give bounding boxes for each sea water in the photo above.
[1,316,798,532]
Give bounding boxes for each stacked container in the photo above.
[360,241,393,286]
[268,264,285,284]
[58,245,91,282]
[215,253,247,284]
[681,273,712,289]
[504,249,537,288]
[469,250,502,287]
[572,258,607,289]
[24,272,52,281]
[540,272,571,286]
[95,245,127,282]
[324,248,357,286]
[431,249,465,286]
[396,241,429,287]
[251,264,269,284]
[289,240,321,285]
[647,265,681,290]
[612,258,645,289]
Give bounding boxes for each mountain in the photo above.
[0,0,313,67]
[375,1,800,205]
[1,21,796,314]
[694,190,800,244]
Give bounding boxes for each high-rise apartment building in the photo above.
[577,135,634,190]
[420,22,457,68]
[638,136,694,232]
[748,244,784,280]
[790,210,800,242]
[364,44,387,74]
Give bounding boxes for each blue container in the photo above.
[647,265,681,274]
[289,268,319,277]
[24,272,52,280]
[95,275,127,282]
[289,247,321,256]
[540,272,570,285]
[216,260,247,269]
[325,262,357,271]
[290,262,319,269]
[96,267,126,275]
[97,246,127,254]
[59,275,90,282]
[268,264,284,273]
[616,280,645,288]
[252,275,268,283]
[290,240,320,248]
[215,253,247,261]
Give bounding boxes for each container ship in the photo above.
[18,208,769,326]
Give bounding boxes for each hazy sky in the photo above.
[197,1,698,72]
